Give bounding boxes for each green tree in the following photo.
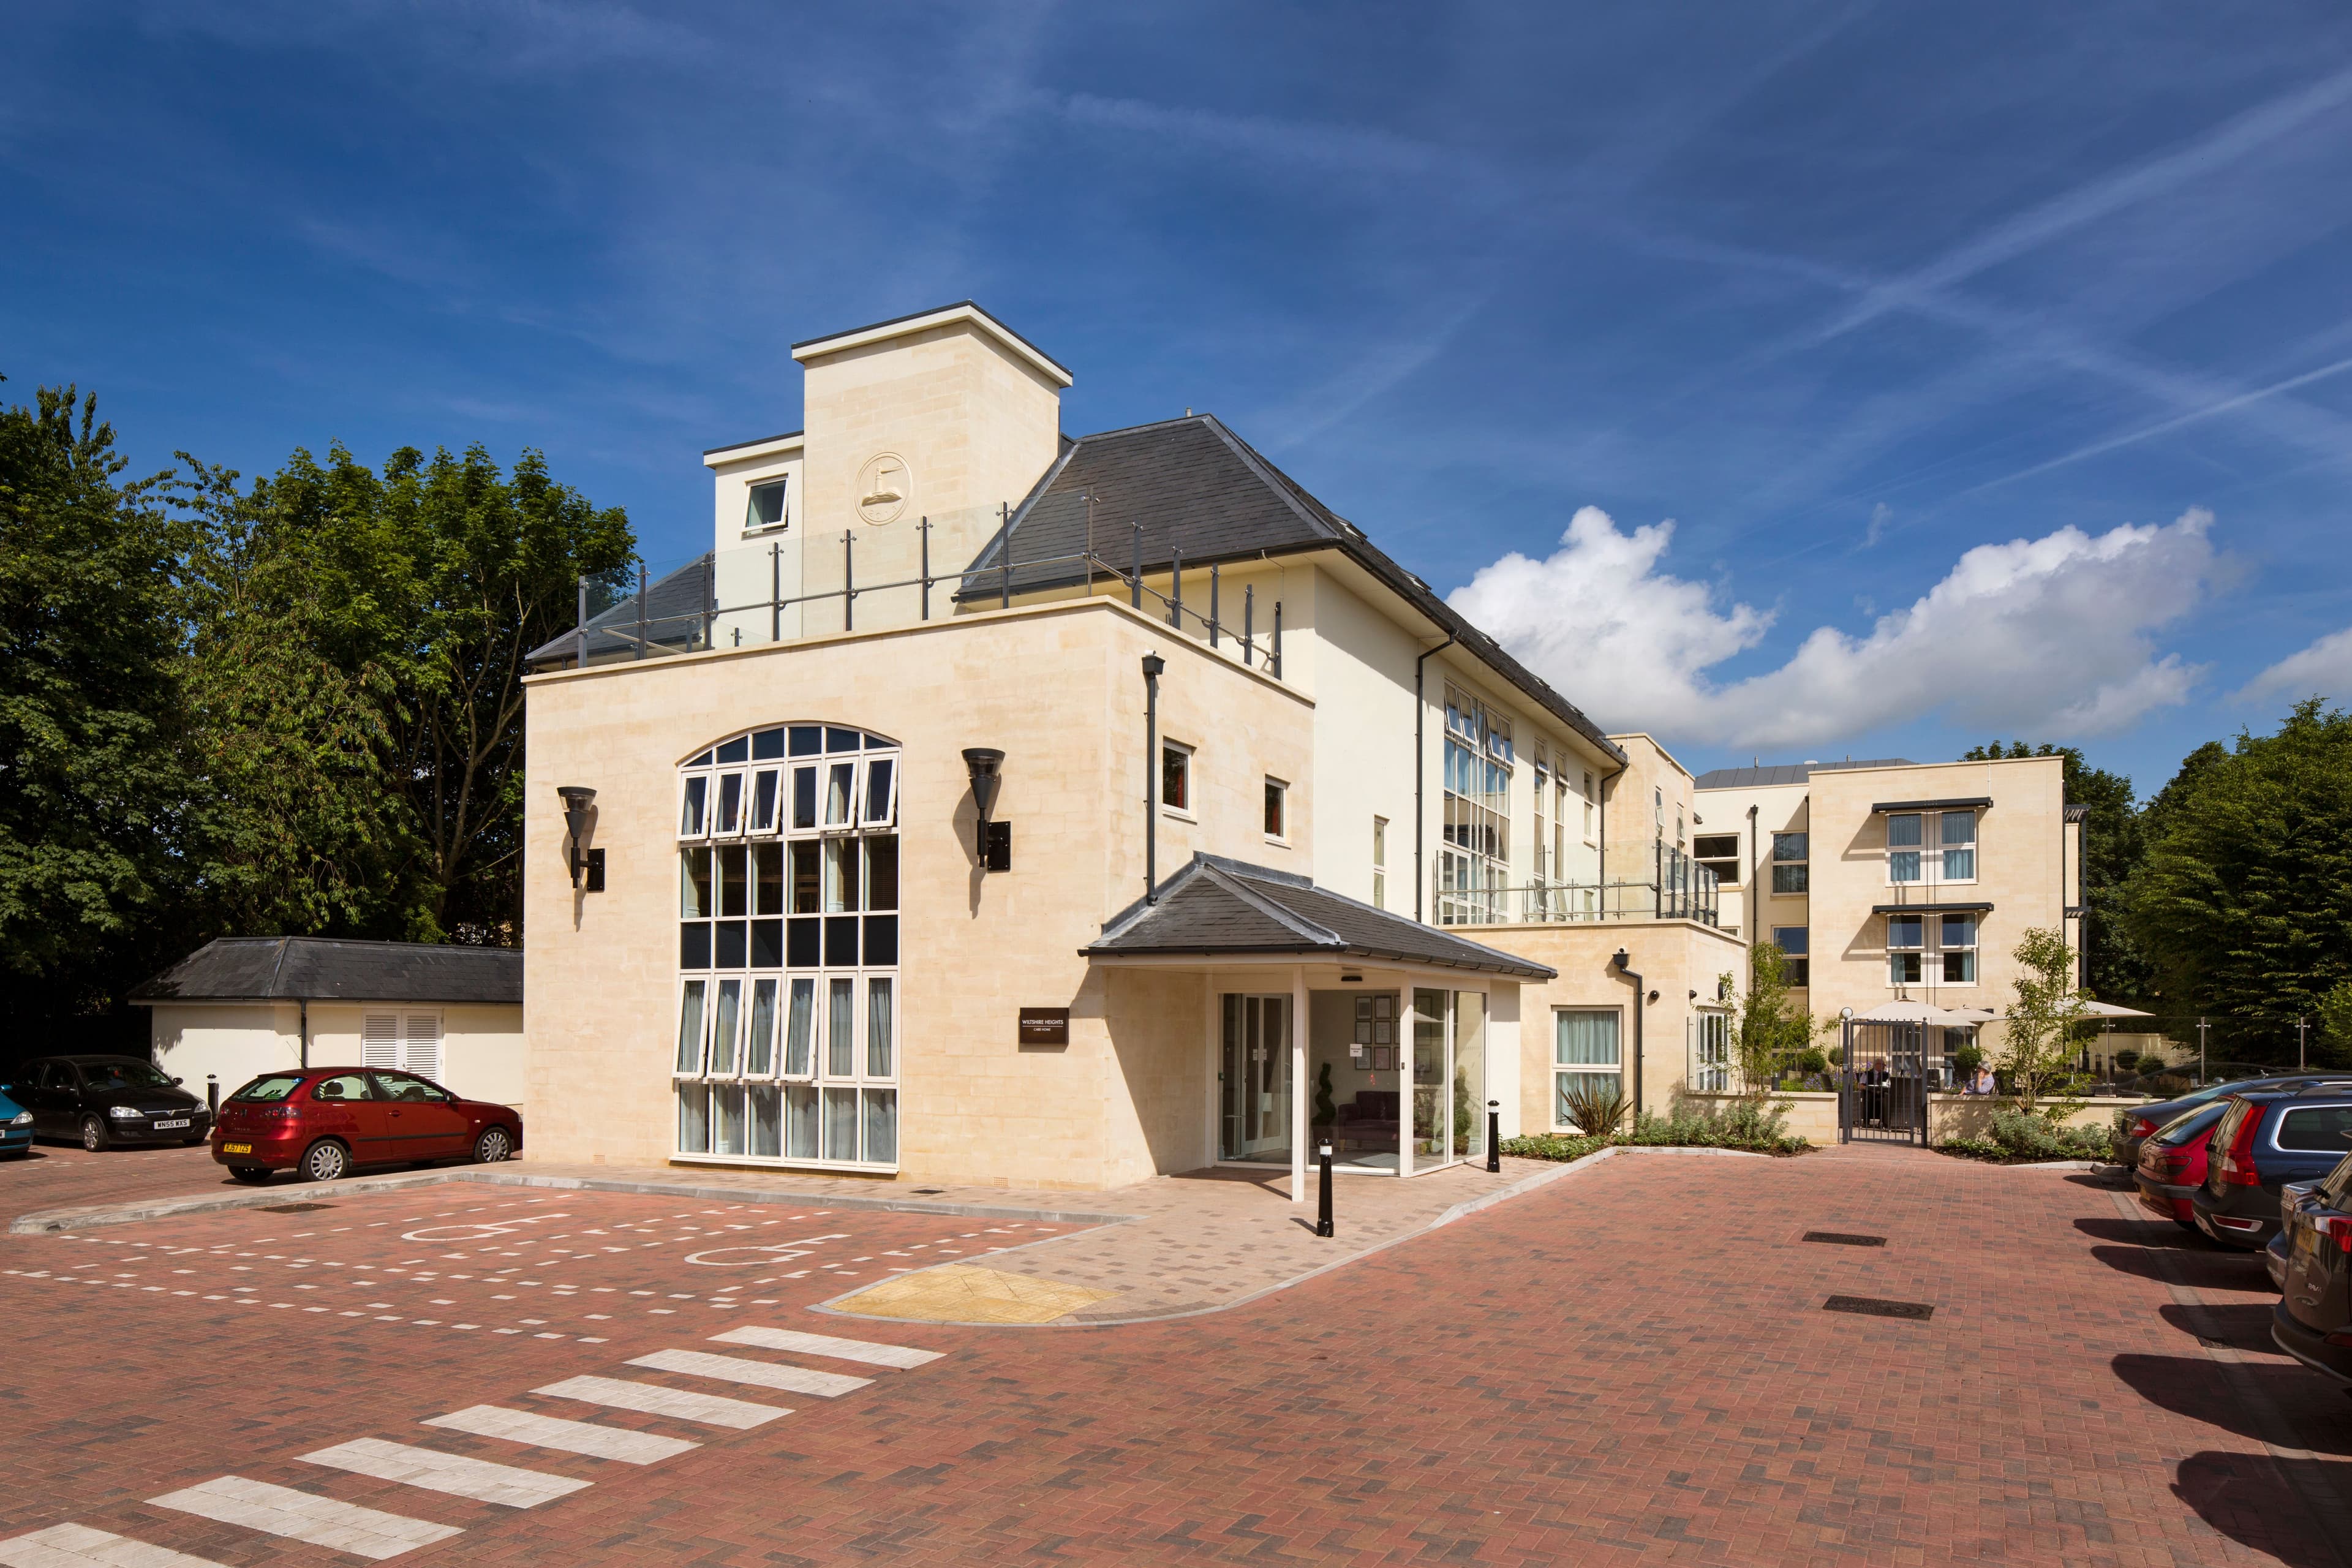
[1997,925,2089,1116]
[0,382,184,1038]
[2127,701,2352,1062]
[1727,942,1816,1096]
[1962,740,2149,1003]
[2316,978,2352,1071]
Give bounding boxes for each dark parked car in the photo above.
[2271,1155,2352,1384]
[2191,1088,2352,1250]
[0,1085,31,1158]
[2,1055,213,1151]
[210,1067,522,1184]
[2115,1072,2352,1171]
[2133,1100,2232,1229]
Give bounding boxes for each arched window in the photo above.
[673,723,900,1169]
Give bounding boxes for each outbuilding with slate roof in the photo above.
[131,938,527,1117]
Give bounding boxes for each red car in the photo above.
[211,1068,522,1185]
[2134,1099,2232,1227]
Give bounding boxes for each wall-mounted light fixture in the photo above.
[963,748,1009,872]
[558,785,603,891]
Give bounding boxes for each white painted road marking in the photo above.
[710,1325,943,1368]
[0,1522,228,1567]
[627,1348,872,1398]
[299,1438,589,1509]
[148,1476,461,1561]
[532,1375,787,1430]
[423,1405,698,1465]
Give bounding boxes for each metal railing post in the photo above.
[634,559,647,660]
[575,575,588,666]
[1131,523,1143,609]
[842,531,854,632]
[770,542,780,643]
[1208,565,1220,648]
[1243,586,1255,667]
[1170,548,1183,628]
[1002,511,1013,610]
[702,553,714,649]
[919,517,930,621]
[1272,601,1282,679]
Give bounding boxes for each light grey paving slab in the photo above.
[423,1404,698,1465]
[147,1476,461,1561]
[627,1347,871,1398]
[709,1325,943,1368]
[0,1523,229,1568]
[298,1438,589,1509]
[532,1374,786,1430]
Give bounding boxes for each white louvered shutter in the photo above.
[403,1014,442,1080]
[362,1014,399,1069]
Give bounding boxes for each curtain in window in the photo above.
[746,980,777,1076]
[676,982,707,1074]
[867,978,894,1077]
[862,1089,897,1165]
[1555,1010,1621,1067]
[827,978,856,1076]
[785,979,815,1076]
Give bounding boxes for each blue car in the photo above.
[0,1087,31,1158]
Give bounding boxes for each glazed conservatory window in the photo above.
[1438,684,1512,925]
[676,724,901,1169]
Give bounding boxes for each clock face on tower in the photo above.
[856,452,911,525]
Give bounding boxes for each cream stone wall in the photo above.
[1806,755,2069,1033]
[522,595,1313,1189]
[706,438,804,647]
[1698,778,1809,944]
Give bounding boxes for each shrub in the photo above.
[2111,1048,2141,1073]
[1501,1100,1809,1161]
[1558,1077,1629,1136]
[1952,1043,1985,1079]
[1940,1109,2113,1163]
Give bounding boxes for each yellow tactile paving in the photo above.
[831,1264,1118,1324]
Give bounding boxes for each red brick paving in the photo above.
[2,1140,2347,1566]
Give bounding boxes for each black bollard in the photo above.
[1485,1100,1501,1172]
[207,1075,219,1115]
[1315,1142,1334,1238]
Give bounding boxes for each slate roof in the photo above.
[130,938,522,1006]
[1692,758,1916,790]
[1084,854,1556,981]
[526,555,714,668]
[957,414,1624,765]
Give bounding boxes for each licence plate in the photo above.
[222,1142,252,1155]
[154,1119,190,1130]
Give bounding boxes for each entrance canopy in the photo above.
[1082,854,1555,979]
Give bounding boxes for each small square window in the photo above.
[746,478,788,532]
[1161,744,1191,813]
[1264,778,1287,840]
[1771,925,1809,957]
[1772,832,1807,862]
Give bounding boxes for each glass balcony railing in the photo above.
[1437,842,1722,929]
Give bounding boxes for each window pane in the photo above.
[1889,851,1921,882]
[714,920,747,968]
[680,848,712,918]
[714,1085,745,1155]
[1771,864,1808,894]
[714,736,750,764]
[862,915,899,967]
[1771,925,1809,957]
[1890,952,1923,984]
[746,979,777,1076]
[867,978,894,1077]
[718,846,747,917]
[865,837,899,911]
[1888,916,1923,949]
[677,1084,710,1153]
[1773,832,1806,862]
[752,727,785,761]
[785,979,815,1076]
[824,762,855,827]
[823,1087,859,1160]
[748,1084,782,1156]
[1264,780,1285,838]
[823,839,856,913]
[827,978,855,1076]
[826,726,861,753]
[1939,812,1975,846]
[717,772,743,835]
[679,922,712,969]
[790,842,820,913]
[1694,834,1740,859]
[788,725,821,757]
[710,979,741,1075]
[786,918,821,967]
[792,766,818,830]
[680,776,707,837]
[1942,951,1975,982]
[1940,914,1976,948]
[1555,1009,1621,1067]
[750,919,783,968]
[1942,848,1975,880]
[1162,747,1188,810]
[752,770,779,832]
[786,1085,819,1156]
[824,915,859,967]
[1555,1071,1621,1128]
[863,758,895,826]
[1887,813,1922,848]
[753,843,784,914]
[747,478,787,529]
[861,1090,897,1165]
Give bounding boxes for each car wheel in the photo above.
[2174,1216,2197,1231]
[80,1116,108,1153]
[299,1140,350,1183]
[228,1166,273,1185]
[473,1126,513,1164]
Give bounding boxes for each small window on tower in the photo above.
[745,478,788,533]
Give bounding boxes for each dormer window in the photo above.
[745,478,789,533]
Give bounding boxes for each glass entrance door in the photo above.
[1409,988,1489,1170]
[1219,994,1292,1164]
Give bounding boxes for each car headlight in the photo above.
[7,1112,28,1127]
[107,1105,142,1119]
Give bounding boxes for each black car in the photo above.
[2191,1088,2352,1250]
[2,1055,214,1152]
[2113,1072,2352,1172]
[2271,1155,2352,1384]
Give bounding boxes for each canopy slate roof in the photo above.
[130,938,522,1006]
[1084,854,1556,980]
[1692,758,1916,790]
[527,555,714,667]
[958,414,1623,765]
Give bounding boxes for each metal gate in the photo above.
[1840,1019,1928,1145]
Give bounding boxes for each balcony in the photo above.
[1436,842,1722,928]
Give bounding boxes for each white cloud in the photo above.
[2234,625,2352,704]
[1449,506,2217,749]
[1865,502,1891,548]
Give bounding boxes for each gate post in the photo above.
[1837,1008,1854,1145]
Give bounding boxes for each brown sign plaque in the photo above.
[1018,1007,1070,1046]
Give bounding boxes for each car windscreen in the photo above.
[230,1075,304,1102]
[79,1061,175,1091]
[2152,1101,2230,1145]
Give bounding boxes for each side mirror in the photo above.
[172,1077,184,1087]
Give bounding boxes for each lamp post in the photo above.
[557,786,597,888]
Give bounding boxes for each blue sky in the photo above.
[9,2,2352,797]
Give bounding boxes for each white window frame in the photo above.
[1371,815,1388,910]
[743,476,790,537]
[1581,771,1596,846]
[1262,776,1289,843]
[1161,741,1195,820]
[1886,914,1924,986]
[1551,1007,1624,1131]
